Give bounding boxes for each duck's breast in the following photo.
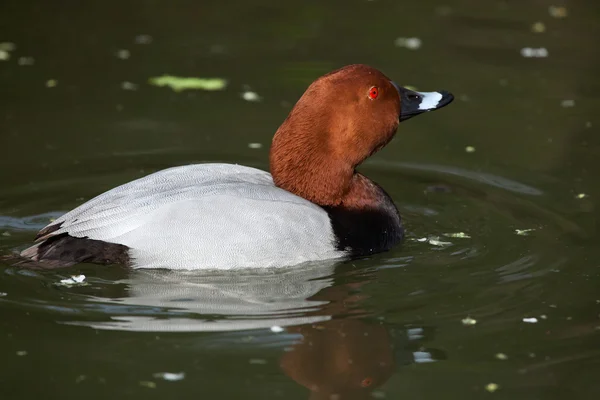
[44,164,345,269]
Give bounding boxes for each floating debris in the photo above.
[443,232,471,239]
[139,381,156,389]
[270,325,284,333]
[248,143,263,149]
[576,193,588,199]
[46,79,58,88]
[548,6,568,18]
[149,75,227,92]
[121,81,139,91]
[1,231,11,237]
[523,317,538,324]
[410,236,452,246]
[413,351,436,363]
[531,22,546,33]
[16,350,28,356]
[485,383,500,393]
[249,358,267,365]
[515,228,535,236]
[0,42,16,51]
[134,34,153,44]
[462,316,477,326]
[153,372,185,381]
[0,292,6,297]
[495,353,508,360]
[540,314,548,320]
[0,50,10,61]
[428,236,452,247]
[116,49,131,60]
[394,37,422,50]
[18,56,35,66]
[241,91,261,102]
[371,391,387,399]
[520,47,549,58]
[465,145,476,153]
[58,275,87,286]
[561,99,575,108]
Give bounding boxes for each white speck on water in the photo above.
[0,50,10,61]
[520,47,549,58]
[531,21,546,33]
[416,237,428,242]
[540,314,548,320]
[576,193,588,199]
[248,143,263,149]
[0,42,16,51]
[58,275,86,286]
[495,353,508,360]
[139,381,156,389]
[413,351,435,363]
[121,81,138,91]
[515,228,535,236]
[561,99,575,108]
[485,383,500,393]
[427,236,452,247]
[548,5,568,18]
[249,358,267,365]
[0,292,7,297]
[116,49,131,60]
[372,391,387,399]
[46,79,58,88]
[523,317,538,323]
[134,34,153,44]
[18,56,35,66]
[16,350,27,356]
[394,37,422,50]
[1,231,11,237]
[242,91,261,102]
[465,145,476,153]
[443,232,471,239]
[152,372,185,381]
[407,327,424,340]
[462,316,477,326]
[270,325,284,333]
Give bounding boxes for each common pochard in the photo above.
[19,64,453,270]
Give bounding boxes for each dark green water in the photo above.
[1,0,599,399]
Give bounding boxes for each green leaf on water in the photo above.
[148,75,228,92]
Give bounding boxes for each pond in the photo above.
[1,0,599,399]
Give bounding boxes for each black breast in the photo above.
[323,192,404,257]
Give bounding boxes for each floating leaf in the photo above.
[443,232,471,239]
[149,75,227,92]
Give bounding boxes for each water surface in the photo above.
[1,0,599,399]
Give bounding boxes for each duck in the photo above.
[19,64,453,270]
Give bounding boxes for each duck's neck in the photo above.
[270,131,403,255]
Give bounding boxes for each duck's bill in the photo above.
[393,83,454,122]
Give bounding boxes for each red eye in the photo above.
[368,86,379,100]
[361,377,374,387]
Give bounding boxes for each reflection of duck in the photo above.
[279,279,441,400]
[68,262,338,332]
[281,318,395,400]
[19,64,453,270]
[62,263,444,398]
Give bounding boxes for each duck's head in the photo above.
[270,64,453,206]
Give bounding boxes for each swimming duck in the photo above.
[20,64,453,270]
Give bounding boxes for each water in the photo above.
[1,0,599,398]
